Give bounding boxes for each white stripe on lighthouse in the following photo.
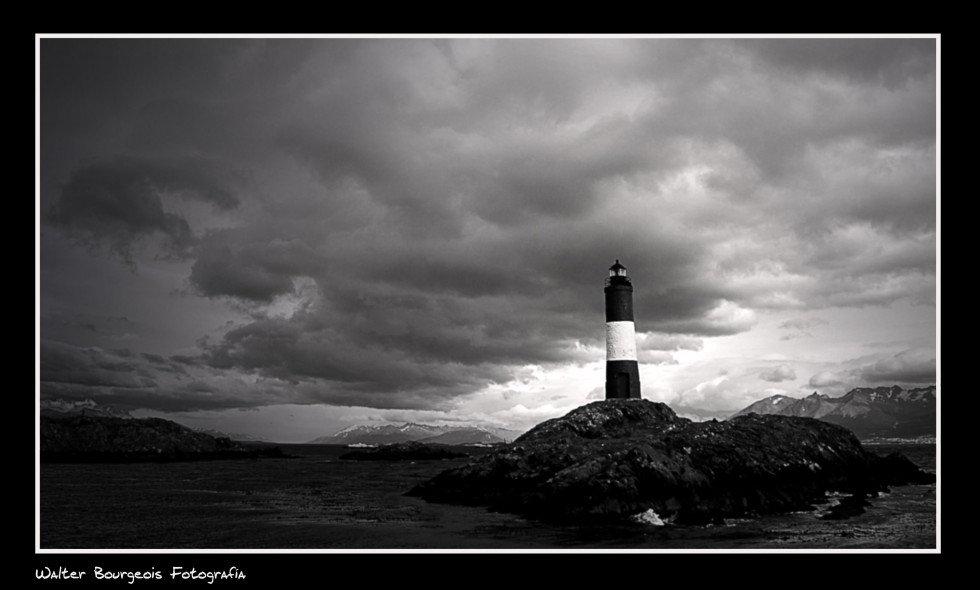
[605,321,637,361]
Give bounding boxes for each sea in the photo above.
[38,441,936,550]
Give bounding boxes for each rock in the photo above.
[869,451,935,485]
[632,508,665,526]
[40,415,285,462]
[820,494,873,520]
[408,399,933,525]
[340,441,468,461]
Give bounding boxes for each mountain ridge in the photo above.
[40,398,133,419]
[731,385,936,439]
[308,423,523,445]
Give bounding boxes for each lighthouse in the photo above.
[605,259,641,399]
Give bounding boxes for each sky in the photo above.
[37,36,938,442]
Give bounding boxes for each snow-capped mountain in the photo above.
[732,394,800,416]
[308,423,452,444]
[730,385,936,439]
[308,423,522,445]
[418,427,508,445]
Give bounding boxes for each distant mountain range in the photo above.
[730,385,936,439]
[308,422,523,445]
[40,398,133,419]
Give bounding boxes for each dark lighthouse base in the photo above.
[606,360,641,399]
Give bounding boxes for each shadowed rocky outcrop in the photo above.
[408,400,932,524]
[41,415,285,462]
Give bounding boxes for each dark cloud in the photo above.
[657,300,758,336]
[41,39,318,146]
[40,340,158,392]
[737,39,935,89]
[39,38,937,414]
[41,311,140,345]
[40,340,290,413]
[857,348,935,384]
[189,229,322,302]
[197,293,582,408]
[46,155,243,264]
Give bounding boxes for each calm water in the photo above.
[39,443,937,550]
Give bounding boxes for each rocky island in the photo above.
[41,415,285,462]
[409,399,932,525]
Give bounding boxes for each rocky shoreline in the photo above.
[409,399,933,525]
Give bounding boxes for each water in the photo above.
[39,443,937,549]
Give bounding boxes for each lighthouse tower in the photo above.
[605,259,641,399]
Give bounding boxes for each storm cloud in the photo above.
[39,38,937,417]
[47,155,244,264]
[801,347,937,397]
[857,348,936,384]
